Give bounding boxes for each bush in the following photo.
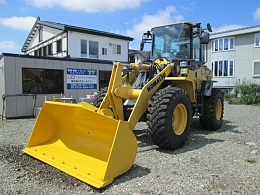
[234,83,260,105]
[225,92,233,99]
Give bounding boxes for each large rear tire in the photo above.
[147,87,192,150]
[199,88,224,130]
[92,87,107,108]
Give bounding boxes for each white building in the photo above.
[22,17,133,62]
[0,18,133,119]
[207,25,260,88]
[128,49,147,64]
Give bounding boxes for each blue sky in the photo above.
[0,0,260,54]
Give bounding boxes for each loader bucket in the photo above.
[23,101,137,188]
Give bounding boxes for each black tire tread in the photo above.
[92,87,107,108]
[147,87,192,150]
[199,88,224,130]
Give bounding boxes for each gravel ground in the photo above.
[0,104,260,195]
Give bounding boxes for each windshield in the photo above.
[151,23,191,61]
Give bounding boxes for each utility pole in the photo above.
[121,22,129,35]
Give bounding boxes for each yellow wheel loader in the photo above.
[23,22,224,188]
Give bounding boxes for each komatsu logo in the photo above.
[147,72,166,92]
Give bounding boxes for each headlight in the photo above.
[181,68,188,75]
[180,61,188,67]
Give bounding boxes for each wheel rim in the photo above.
[172,104,187,135]
[215,99,222,120]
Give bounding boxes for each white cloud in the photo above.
[212,24,245,33]
[0,0,5,4]
[0,40,20,52]
[253,7,260,20]
[25,0,147,12]
[180,6,194,12]
[126,5,183,43]
[0,16,36,31]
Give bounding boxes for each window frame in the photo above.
[219,39,223,51]
[47,43,53,56]
[229,61,234,77]
[212,60,234,77]
[229,38,234,50]
[56,39,62,53]
[214,40,218,51]
[218,61,223,76]
[81,39,87,57]
[38,48,42,56]
[255,33,260,47]
[102,48,107,55]
[211,37,235,52]
[253,61,260,77]
[43,46,47,56]
[112,44,122,54]
[224,38,228,50]
[22,68,64,94]
[89,40,99,58]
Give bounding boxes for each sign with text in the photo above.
[67,68,97,89]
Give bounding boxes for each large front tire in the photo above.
[147,87,192,150]
[92,87,107,108]
[199,88,224,130]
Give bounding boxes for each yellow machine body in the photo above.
[23,62,173,188]
[23,101,137,188]
[23,22,220,188]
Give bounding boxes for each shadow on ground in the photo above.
[133,118,239,155]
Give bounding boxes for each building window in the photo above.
[219,39,223,51]
[255,33,260,47]
[99,70,111,89]
[219,61,223,76]
[38,48,42,56]
[214,40,218,51]
[214,61,218,76]
[211,37,235,52]
[81,39,87,57]
[56,39,62,53]
[212,60,234,77]
[113,44,121,54]
[43,46,47,56]
[253,62,260,76]
[22,68,64,94]
[230,61,234,76]
[102,48,107,55]
[47,43,53,55]
[129,55,135,63]
[224,60,228,76]
[34,50,38,56]
[89,41,98,58]
[229,38,234,50]
[224,38,228,50]
[39,26,43,42]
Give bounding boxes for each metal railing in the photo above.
[1,94,37,120]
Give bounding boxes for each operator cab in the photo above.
[140,22,212,69]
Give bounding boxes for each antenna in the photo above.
[121,22,129,35]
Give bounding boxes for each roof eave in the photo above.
[21,18,39,52]
[210,25,260,39]
[65,26,133,41]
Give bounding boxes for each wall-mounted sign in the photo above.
[67,68,97,89]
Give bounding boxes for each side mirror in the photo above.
[140,42,144,51]
[200,32,210,44]
[207,23,212,32]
